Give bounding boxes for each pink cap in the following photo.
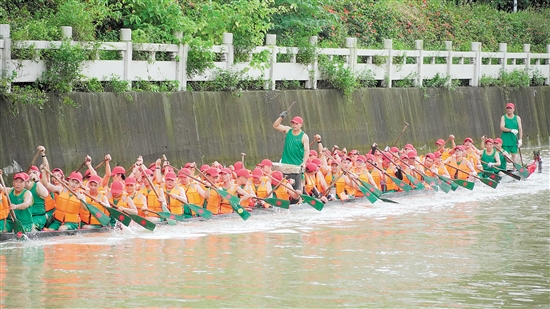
[144,168,154,176]
[178,168,191,177]
[407,151,417,159]
[234,162,243,171]
[425,153,435,160]
[463,137,473,144]
[205,167,219,177]
[309,150,318,157]
[434,152,442,159]
[30,166,39,172]
[200,164,210,172]
[88,175,102,184]
[436,139,445,145]
[184,163,193,169]
[506,102,514,109]
[257,159,273,167]
[454,145,465,151]
[312,158,322,167]
[290,116,303,125]
[112,166,125,175]
[305,163,318,173]
[252,168,263,178]
[390,147,399,153]
[125,176,136,185]
[349,150,358,155]
[13,172,30,181]
[271,171,283,185]
[404,144,414,150]
[219,168,231,175]
[494,138,503,144]
[342,156,352,162]
[365,154,376,162]
[236,169,251,178]
[110,181,124,195]
[69,171,83,183]
[356,155,366,163]
[485,138,494,144]
[165,172,176,181]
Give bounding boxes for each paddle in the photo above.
[26,150,41,174]
[366,161,413,193]
[392,121,409,147]
[407,157,452,194]
[241,153,246,169]
[372,148,418,191]
[0,174,26,236]
[480,169,503,183]
[79,189,132,227]
[252,196,290,209]
[480,160,521,180]
[75,157,88,173]
[165,191,213,219]
[262,172,324,211]
[191,167,251,221]
[139,164,176,225]
[44,168,111,227]
[144,209,186,222]
[443,163,497,189]
[379,149,427,191]
[495,148,529,178]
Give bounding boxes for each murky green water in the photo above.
[1,154,549,308]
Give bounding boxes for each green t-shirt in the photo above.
[9,188,33,227]
[29,182,46,216]
[281,130,305,166]
[501,114,518,147]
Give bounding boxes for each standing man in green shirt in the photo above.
[499,102,523,164]
[273,111,310,192]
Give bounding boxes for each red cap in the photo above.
[236,169,251,178]
[506,102,515,109]
[184,163,193,169]
[271,171,283,185]
[165,172,176,181]
[425,153,435,160]
[69,171,83,183]
[234,162,243,171]
[13,172,30,181]
[309,150,318,157]
[312,158,322,167]
[404,144,414,150]
[494,138,503,144]
[436,139,445,145]
[110,181,124,195]
[52,167,64,175]
[485,138,494,144]
[178,168,191,177]
[125,177,136,185]
[356,155,366,163]
[148,163,156,171]
[328,159,338,166]
[342,156,352,162]
[463,137,473,144]
[433,152,442,159]
[305,163,318,173]
[88,175,102,184]
[290,116,303,125]
[257,159,273,167]
[200,164,210,172]
[252,168,263,178]
[454,145,465,151]
[112,166,125,175]
[30,166,39,172]
[382,152,392,161]
[84,170,91,178]
[144,168,154,176]
[349,150,358,155]
[390,147,399,153]
[205,167,219,177]
[219,168,231,175]
[365,154,376,162]
[400,154,408,160]
[407,151,417,159]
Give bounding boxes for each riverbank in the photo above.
[0,86,548,172]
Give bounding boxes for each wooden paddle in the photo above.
[377,149,427,190]
[480,160,521,180]
[0,173,26,236]
[44,168,112,227]
[75,157,88,173]
[79,189,133,227]
[443,163,497,189]
[373,147,420,191]
[407,159,452,193]
[392,122,409,147]
[262,172,324,211]
[26,150,41,174]
[139,164,176,225]
[164,191,213,219]
[366,160,413,193]
[495,148,529,178]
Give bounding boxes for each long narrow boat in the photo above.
[0,226,112,242]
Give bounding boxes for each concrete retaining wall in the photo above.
[1,87,548,175]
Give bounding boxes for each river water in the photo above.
[1,150,549,308]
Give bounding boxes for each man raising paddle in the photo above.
[273,112,310,190]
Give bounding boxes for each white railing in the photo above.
[1,24,549,91]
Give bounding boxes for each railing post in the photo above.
[222,33,234,70]
[547,45,550,85]
[471,42,481,86]
[384,39,392,88]
[306,36,318,90]
[120,28,132,90]
[346,37,357,74]
[174,31,187,91]
[0,24,11,92]
[523,44,531,73]
[265,34,277,90]
[499,43,507,74]
[415,40,423,87]
[445,41,452,87]
[61,26,73,40]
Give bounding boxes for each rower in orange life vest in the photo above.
[353,155,378,196]
[323,159,346,201]
[43,171,85,231]
[232,169,255,211]
[124,177,148,217]
[461,137,483,175]
[250,167,271,208]
[107,180,138,217]
[80,175,111,229]
[444,145,477,180]
[177,167,207,217]
[365,154,383,190]
[161,171,187,216]
[303,163,329,203]
[0,175,10,232]
[432,152,451,177]
[204,167,224,215]
[270,171,299,201]
[139,168,165,222]
[435,137,453,161]
[1,172,34,232]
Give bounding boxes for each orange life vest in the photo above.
[164,186,184,215]
[81,192,110,225]
[54,190,82,223]
[128,192,146,216]
[0,191,9,220]
[253,181,269,199]
[446,159,470,180]
[140,186,162,217]
[44,192,56,212]
[272,182,290,201]
[325,172,346,196]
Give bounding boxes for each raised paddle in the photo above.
[480,160,521,180]
[75,157,89,173]
[191,166,251,221]
[0,173,26,236]
[94,159,107,170]
[241,153,246,169]
[262,172,324,211]
[495,148,529,178]
[44,168,112,227]
[392,122,409,147]
[26,150,41,174]
[139,164,176,225]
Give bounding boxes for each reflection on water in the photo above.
[1,158,549,308]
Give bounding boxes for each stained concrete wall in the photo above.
[1,87,548,175]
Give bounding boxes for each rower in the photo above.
[303,163,328,203]
[354,155,378,196]
[435,138,452,160]
[80,175,110,229]
[107,181,138,219]
[324,160,346,200]
[270,171,299,201]
[125,177,147,217]
[479,138,501,176]
[4,172,34,232]
[0,174,10,232]
[44,171,85,231]
[365,154,383,190]
[139,168,165,221]
[178,168,208,217]
[162,172,186,216]
[232,168,255,211]
[27,165,49,231]
[433,152,451,177]
[444,146,476,180]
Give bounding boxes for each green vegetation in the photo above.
[0,0,548,107]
